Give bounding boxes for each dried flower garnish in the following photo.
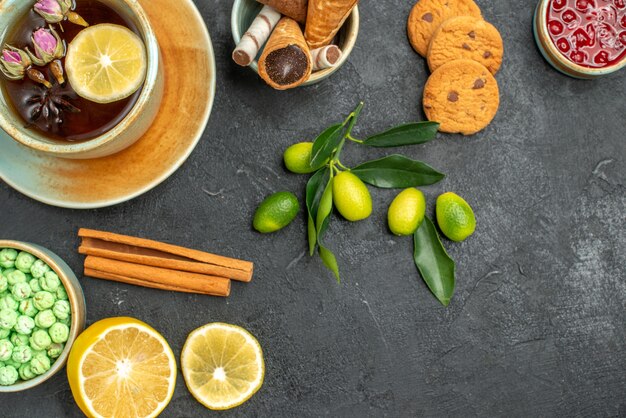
[27,27,65,67]
[33,0,64,23]
[26,68,52,88]
[33,0,89,27]
[0,46,32,80]
[49,59,64,84]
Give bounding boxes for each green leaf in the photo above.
[319,244,340,282]
[413,217,455,306]
[363,122,439,147]
[310,123,344,168]
[316,178,333,237]
[352,155,445,188]
[305,168,330,255]
[307,216,316,256]
[345,102,364,134]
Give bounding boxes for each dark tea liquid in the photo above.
[1,0,143,142]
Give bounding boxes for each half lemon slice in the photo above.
[65,24,147,104]
[67,317,176,418]
[181,323,265,410]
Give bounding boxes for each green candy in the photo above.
[0,340,13,361]
[29,278,42,293]
[52,300,70,320]
[47,343,64,359]
[48,323,69,344]
[0,294,18,311]
[55,286,68,301]
[39,271,61,292]
[15,315,36,335]
[59,316,71,327]
[0,365,18,385]
[29,260,50,279]
[1,268,15,278]
[33,291,55,310]
[34,310,56,329]
[10,333,29,347]
[19,363,36,380]
[3,358,19,368]
[0,328,10,339]
[15,252,36,274]
[29,330,51,351]
[7,270,27,286]
[0,276,7,293]
[0,249,17,269]
[11,345,32,364]
[29,354,51,375]
[11,282,31,301]
[18,299,38,317]
[0,309,18,329]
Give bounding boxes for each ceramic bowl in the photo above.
[0,240,86,392]
[0,0,163,159]
[533,0,626,79]
[0,0,216,209]
[231,0,359,86]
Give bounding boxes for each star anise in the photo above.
[25,82,80,132]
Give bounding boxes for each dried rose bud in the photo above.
[33,0,89,27]
[27,27,66,66]
[57,0,73,13]
[33,0,64,23]
[0,46,32,80]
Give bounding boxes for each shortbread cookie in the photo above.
[423,59,499,135]
[407,0,482,57]
[428,16,503,74]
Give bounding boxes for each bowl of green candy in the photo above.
[0,241,86,392]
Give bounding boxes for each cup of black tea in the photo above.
[0,0,163,159]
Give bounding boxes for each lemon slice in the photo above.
[65,24,147,104]
[181,323,265,410]
[67,317,176,418]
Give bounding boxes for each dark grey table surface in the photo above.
[1,0,625,416]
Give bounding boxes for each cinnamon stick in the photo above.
[85,268,217,295]
[84,256,231,297]
[79,240,252,282]
[78,228,253,280]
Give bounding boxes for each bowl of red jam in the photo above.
[534,0,626,78]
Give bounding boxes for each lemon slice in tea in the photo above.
[181,323,265,410]
[67,317,177,418]
[65,24,147,104]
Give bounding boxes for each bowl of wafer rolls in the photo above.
[231,0,359,90]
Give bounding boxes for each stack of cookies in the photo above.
[407,0,504,135]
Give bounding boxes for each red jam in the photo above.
[547,0,626,68]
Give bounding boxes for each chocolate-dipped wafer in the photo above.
[257,0,308,24]
[258,17,312,90]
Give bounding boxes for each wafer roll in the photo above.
[257,0,308,23]
[311,45,342,71]
[258,17,312,90]
[305,0,357,49]
[233,5,281,66]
